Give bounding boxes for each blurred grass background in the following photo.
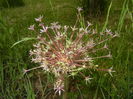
[0,0,132,98]
[0,0,24,8]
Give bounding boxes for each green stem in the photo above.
[63,75,69,99]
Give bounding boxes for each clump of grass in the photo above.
[22,8,118,98]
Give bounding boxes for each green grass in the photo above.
[0,0,133,98]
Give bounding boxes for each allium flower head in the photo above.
[27,15,117,95]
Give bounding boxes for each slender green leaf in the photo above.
[11,37,36,48]
[102,1,112,32]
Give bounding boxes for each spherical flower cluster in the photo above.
[25,14,118,95]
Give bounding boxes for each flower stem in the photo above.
[63,75,69,99]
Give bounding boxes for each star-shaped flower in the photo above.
[28,24,35,31]
[85,76,93,84]
[108,67,116,77]
[35,15,43,22]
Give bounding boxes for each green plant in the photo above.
[20,9,118,98]
[0,0,132,98]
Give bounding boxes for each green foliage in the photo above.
[0,0,24,8]
[80,0,111,16]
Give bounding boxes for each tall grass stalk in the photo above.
[117,0,129,32]
[101,1,112,32]
[48,0,56,19]
[24,75,35,99]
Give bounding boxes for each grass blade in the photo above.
[11,37,37,48]
[101,1,112,32]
